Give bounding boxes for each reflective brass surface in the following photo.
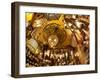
[26,13,90,67]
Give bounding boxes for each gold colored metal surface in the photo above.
[48,35,59,48]
[26,13,90,67]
